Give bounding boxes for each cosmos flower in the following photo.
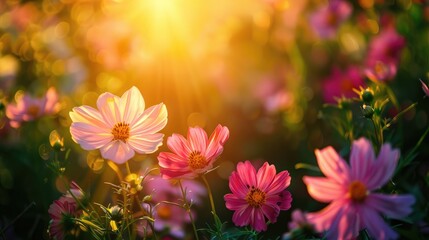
[70,86,167,164]
[366,27,406,69]
[48,197,80,240]
[6,87,60,128]
[158,124,229,179]
[309,0,352,39]
[224,161,292,232]
[364,61,397,83]
[322,66,365,103]
[303,138,415,239]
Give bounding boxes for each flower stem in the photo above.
[178,180,199,240]
[201,174,217,216]
[383,102,418,130]
[125,161,132,176]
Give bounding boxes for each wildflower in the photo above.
[322,67,365,103]
[309,0,352,39]
[70,86,167,164]
[283,209,316,240]
[364,61,397,82]
[303,138,415,239]
[158,124,229,179]
[366,27,405,70]
[48,198,80,240]
[6,87,60,128]
[420,79,429,97]
[108,205,123,231]
[224,161,292,232]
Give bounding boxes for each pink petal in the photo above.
[70,122,112,150]
[100,141,135,164]
[256,162,276,192]
[228,171,249,198]
[131,103,168,134]
[329,204,359,240]
[420,79,429,96]
[261,204,280,223]
[307,200,345,232]
[44,87,59,114]
[205,124,229,160]
[366,143,399,190]
[128,133,164,154]
[119,86,145,124]
[158,152,189,169]
[361,207,398,240]
[350,138,376,182]
[232,206,252,227]
[70,106,109,128]
[277,190,292,210]
[266,170,291,195]
[97,92,122,127]
[159,167,195,179]
[251,209,267,232]
[224,194,247,210]
[365,193,415,219]
[303,176,345,203]
[166,134,192,159]
[236,161,257,187]
[315,146,350,184]
[187,127,208,154]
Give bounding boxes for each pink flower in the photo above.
[139,175,206,238]
[252,75,292,114]
[366,27,405,69]
[6,87,60,128]
[364,61,397,83]
[70,86,167,164]
[322,66,365,103]
[48,198,80,240]
[420,79,429,97]
[224,161,292,232]
[288,209,312,231]
[303,138,415,239]
[309,0,352,39]
[158,124,229,179]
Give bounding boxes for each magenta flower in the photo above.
[309,0,352,39]
[364,61,397,83]
[288,209,313,231]
[140,175,206,238]
[420,79,429,97]
[6,87,60,128]
[158,124,229,179]
[70,86,167,164]
[224,161,292,232]
[366,27,405,69]
[303,138,415,239]
[252,76,292,114]
[322,66,365,103]
[48,197,80,240]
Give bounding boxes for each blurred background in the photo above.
[0,0,429,238]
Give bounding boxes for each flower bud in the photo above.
[361,89,374,104]
[362,104,374,118]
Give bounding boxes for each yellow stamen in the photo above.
[349,181,368,202]
[246,187,266,208]
[27,105,40,117]
[188,151,207,170]
[112,122,130,142]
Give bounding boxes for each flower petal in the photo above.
[303,176,345,203]
[365,193,415,219]
[350,138,376,183]
[228,171,249,198]
[70,106,108,129]
[119,86,145,124]
[166,134,192,159]
[131,103,168,134]
[261,204,280,223]
[307,200,345,232]
[128,133,164,154]
[315,146,350,183]
[361,207,398,240]
[232,206,252,227]
[205,124,229,160]
[224,194,247,211]
[256,162,276,192]
[366,143,399,190]
[266,170,291,195]
[70,122,112,150]
[236,161,257,187]
[187,127,208,154]
[100,141,135,164]
[97,92,121,127]
[251,209,267,232]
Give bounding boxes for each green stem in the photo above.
[178,180,199,240]
[383,102,418,130]
[125,161,132,176]
[201,174,216,216]
[371,118,381,149]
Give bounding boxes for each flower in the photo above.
[69,86,168,164]
[420,79,429,97]
[309,0,352,39]
[48,197,80,240]
[138,175,206,238]
[364,61,397,82]
[365,27,405,69]
[303,138,415,239]
[158,124,229,179]
[6,87,60,128]
[322,66,365,103]
[224,161,292,232]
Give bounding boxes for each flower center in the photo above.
[27,105,40,117]
[340,79,353,91]
[157,205,172,220]
[112,122,130,142]
[349,181,368,202]
[327,13,338,26]
[246,187,266,208]
[188,151,207,170]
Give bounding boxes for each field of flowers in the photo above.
[0,0,429,239]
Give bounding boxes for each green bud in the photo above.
[362,105,374,119]
[361,89,374,104]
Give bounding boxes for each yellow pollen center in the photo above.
[246,187,266,208]
[112,122,130,142]
[157,205,172,220]
[27,105,40,117]
[327,13,338,26]
[349,181,368,202]
[188,151,207,170]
